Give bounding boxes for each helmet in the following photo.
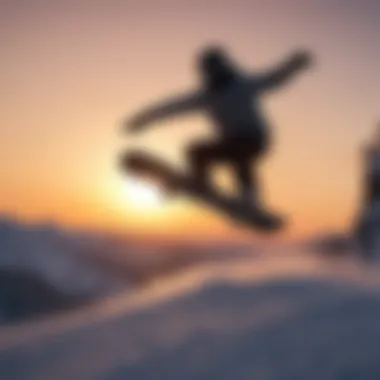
[197,46,236,90]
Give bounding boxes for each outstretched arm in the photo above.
[125,91,206,133]
[252,51,313,92]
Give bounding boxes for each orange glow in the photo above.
[0,2,378,242]
[124,177,164,210]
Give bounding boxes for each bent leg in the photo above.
[230,138,267,205]
[186,140,229,185]
[234,159,254,198]
[186,136,267,204]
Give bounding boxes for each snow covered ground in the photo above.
[1,253,380,380]
[0,218,256,324]
[0,218,125,298]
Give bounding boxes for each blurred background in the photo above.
[1,1,380,379]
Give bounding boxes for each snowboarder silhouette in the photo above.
[124,46,313,221]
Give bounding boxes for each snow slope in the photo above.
[0,218,124,298]
[1,254,380,380]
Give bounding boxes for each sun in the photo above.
[125,177,164,209]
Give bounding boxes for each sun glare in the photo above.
[125,177,164,209]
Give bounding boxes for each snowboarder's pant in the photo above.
[186,135,268,198]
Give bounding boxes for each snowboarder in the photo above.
[124,46,313,222]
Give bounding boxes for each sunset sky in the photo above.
[1,0,379,241]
